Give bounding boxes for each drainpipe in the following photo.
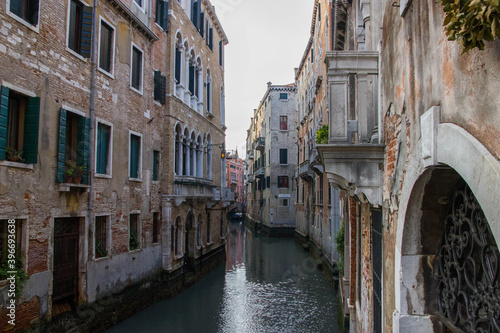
[88,0,97,239]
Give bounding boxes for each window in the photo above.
[155,0,168,30]
[57,108,90,184]
[206,73,212,113]
[191,0,201,31]
[0,219,22,268]
[153,212,160,243]
[153,150,159,181]
[154,71,166,104]
[219,41,223,66]
[133,0,145,10]
[67,0,93,58]
[129,214,139,251]
[206,213,211,243]
[279,198,289,207]
[99,19,114,73]
[175,45,182,83]
[129,133,142,179]
[279,93,288,100]
[266,176,270,188]
[278,176,289,188]
[95,121,111,175]
[131,45,143,93]
[279,149,288,165]
[9,0,40,26]
[206,22,213,50]
[95,216,108,258]
[279,116,288,131]
[0,86,40,164]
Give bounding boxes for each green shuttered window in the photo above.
[96,122,111,175]
[0,86,40,164]
[155,0,169,30]
[153,150,159,181]
[130,134,141,179]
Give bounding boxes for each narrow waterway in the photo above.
[106,221,340,333]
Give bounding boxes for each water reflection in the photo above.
[106,221,339,333]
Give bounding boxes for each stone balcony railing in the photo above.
[255,137,265,152]
[254,166,265,178]
[172,176,217,204]
[247,174,254,183]
[298,161,314,180]
[248,151,254,160]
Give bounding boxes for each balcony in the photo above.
[318,51,384,206]
[171,176,217,205]
[255,137,265,152]
[230,177,238,185]
[222,187,235,202]
[255,166,265,178]
[247,174,254,183]
[309,147,324,175]
[298,161,314,180]
[248,151,254,160]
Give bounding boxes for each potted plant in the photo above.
[65,161,85,184]
[6,147,24,163]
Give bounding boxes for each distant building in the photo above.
[225,150,245,205]
[245,82,297,235]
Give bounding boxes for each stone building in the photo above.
[294,0,347,275]
[0,0,230,331]
[245,82,297,236]
[225,150,245,206]
[316,0,500,332]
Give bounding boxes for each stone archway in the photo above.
[394,122,500,332]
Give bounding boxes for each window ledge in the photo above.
[66,47,88,63]
[206,241,213,246]
[93,256,110,261]
[130,86,143,96]
[0,161,34,170]
[174,253,184,260]
[129,249,142,254]
[206,112,214,119]
[98,66,115,79]
[6,12,39,33]
[59,183,90,192]
[95,173,112,179]
[129,177,142,182]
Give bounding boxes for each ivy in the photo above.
[441,0,500,52]
[335,222,345,276]
[0,252,28,300]
[316,125,329,144]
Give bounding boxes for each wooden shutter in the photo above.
[219,41,223,66]
[196,0,201,31]
[96,123,109,174]
[209,27,213,50]
[154,70,161,102]
[80,5,93,59]
[0,87,9,160]
[23,96,40,164]
[191,0,198,26]
[161,74,167,104]
[153,150,159,181]
[57,109,67,183]
[200,12,205,37]
[160,0,169,30]
[130,135,139,178]
[77,116,90,184]
[189,66,195,94]
[175,48,182,83]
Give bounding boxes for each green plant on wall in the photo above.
[441,0,500,52]
[335,221,345,276]
[316,125,329,144]
[0,251,28,299]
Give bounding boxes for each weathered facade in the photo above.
[0,0,230,331]
[315,0,500,332]
[225,150,245,206]
[245,83,297,236]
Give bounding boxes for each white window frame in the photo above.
[65,0,90,61]
[129,130,143,181]
[279,198,289,207]
[279,93,289,101]
[94,118,113,178]
[130,42,144,95]
[98,16,116,78]
[6,0,41,32]
[279,148,288,165]
[93,214,111,260]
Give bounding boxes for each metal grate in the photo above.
[95,216,107,258]
[436,183,500,332]
[53,218,79,302]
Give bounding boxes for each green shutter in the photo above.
[200,12,204,37]
[80,5,93,58]
[209,27,213,50]
[96,123,109,174]
[0,87,9,160]
[130,135,139,178]
[189,66,195,94]
[57,109,67,183]
[153,150,158,181]
[160,0,169,30]
[23,96,40,164]
[77,116,90,184]
[154,70,161,102]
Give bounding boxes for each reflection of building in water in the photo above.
[226,222,246,270]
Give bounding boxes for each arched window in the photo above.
[196,135,203,178]
[175,124,182,175]
[206,134,212,180]
[174,32,183,85]
[183,127,190,176]
[190,131,196,176]
[206,69,212,113]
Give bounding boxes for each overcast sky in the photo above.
[211,0,314,155]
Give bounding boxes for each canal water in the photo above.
[106,221,340,333]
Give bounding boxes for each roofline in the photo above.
[295,0,320,80]
[203,0,229,45]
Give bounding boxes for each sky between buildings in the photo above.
[211,0,314,155]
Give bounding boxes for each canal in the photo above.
[106,221,340,333]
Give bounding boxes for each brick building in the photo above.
[0,0,230,331]
[225,150,244,206]
[245,82,297,236]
